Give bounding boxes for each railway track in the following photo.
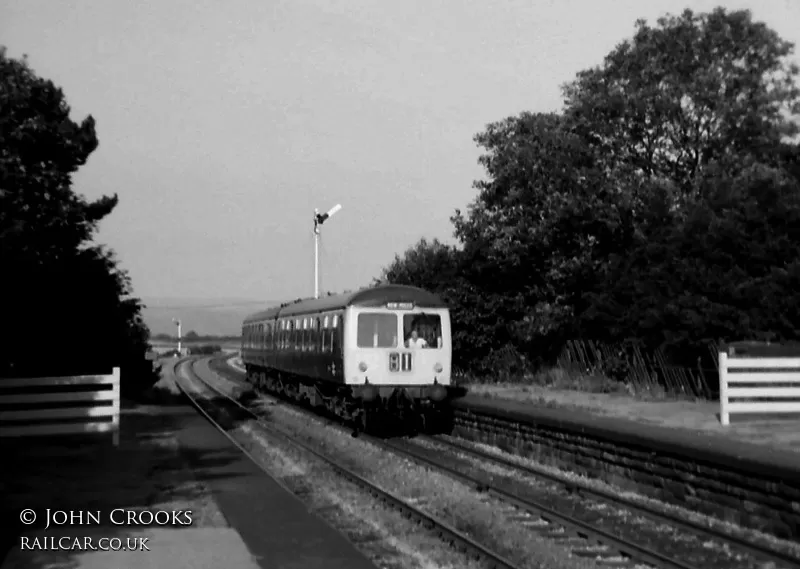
[210,354,800,569]
[175,357,525,569]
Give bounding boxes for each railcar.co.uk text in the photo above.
[16,509,195,552]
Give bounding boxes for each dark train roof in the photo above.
[242,284,447,324]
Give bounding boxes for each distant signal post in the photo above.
[173,318,182,355]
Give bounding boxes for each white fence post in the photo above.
[111,367,121,447]
[719,351,729,426]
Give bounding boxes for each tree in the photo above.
[0,48,158,393]
[562,8,800,190]
[378,7,800,383]
[450,112,637,362]
[377,238,460,290]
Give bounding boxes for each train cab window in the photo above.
[357,313,397,348]
[403,313,443,349]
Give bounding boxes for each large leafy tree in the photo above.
[0,48,158,392]
[450,112,638,362]
[379,7,800,381]
[562,7,800,189]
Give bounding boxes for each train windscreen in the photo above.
[357,313,398,348]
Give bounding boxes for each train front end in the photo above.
[344,300,454,431]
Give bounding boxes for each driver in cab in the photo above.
[406,329,428,349]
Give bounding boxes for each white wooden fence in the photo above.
[718,352,800,426]
[0,368,120,445]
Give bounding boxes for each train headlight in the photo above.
[433,363,443,373]
[358,361,368,372]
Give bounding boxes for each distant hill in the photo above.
[141,297,283,336]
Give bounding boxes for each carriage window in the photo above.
[403,314,443,349]
[303,318,309,351]
[332,313,342,354]
[314,318,321,352]
[357,313,397,348]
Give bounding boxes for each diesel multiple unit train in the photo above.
[240,284,455,434]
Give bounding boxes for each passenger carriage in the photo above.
[241,284,454,434]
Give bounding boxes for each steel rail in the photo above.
[180,358,524,569]
[422,434,800,568]
[213,355,800,569]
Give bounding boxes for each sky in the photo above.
[3,0,800,306]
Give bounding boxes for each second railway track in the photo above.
[208,354,800,569]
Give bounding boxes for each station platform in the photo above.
[174,409,377,569]
[0,372,376,569]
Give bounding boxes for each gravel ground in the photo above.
[433,435,800,564]
[205,359,800,568]
[194,362,603,569]
[180,364,492,569]
[401,436,798,569]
